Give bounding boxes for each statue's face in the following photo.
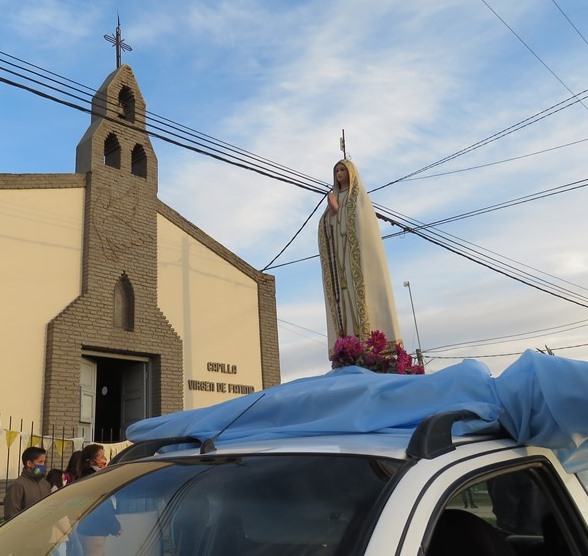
[335,164,350,188]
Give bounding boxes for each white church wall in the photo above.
[0,186,84,423]
[157,214,263,409]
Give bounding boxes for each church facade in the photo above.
[0,64,280,443]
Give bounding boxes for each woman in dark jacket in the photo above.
[78,444,107,477]
[63,450,82,485]
[76,444,121,555]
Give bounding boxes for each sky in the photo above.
[1,0,588,382]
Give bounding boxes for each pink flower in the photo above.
[411,364,425,375]
[395,345,412,374]
[330,335,364,367]
[365,330,388,354]
[330,332,425,375]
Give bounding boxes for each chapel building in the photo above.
[0,64,280,444]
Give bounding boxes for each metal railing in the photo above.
[1,415,131,489]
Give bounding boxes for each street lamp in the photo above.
[403,281,424,368]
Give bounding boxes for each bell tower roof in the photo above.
[75,64,156,177]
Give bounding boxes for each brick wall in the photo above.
[2,64,280,437]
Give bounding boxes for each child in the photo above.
[3,446,51,521]
[46,468,64,492]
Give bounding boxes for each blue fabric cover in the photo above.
[127,350,588,472]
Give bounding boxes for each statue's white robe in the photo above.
[318,159,402,352]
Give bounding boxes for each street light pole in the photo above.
[403,281,424,368]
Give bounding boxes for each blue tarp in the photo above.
[127,350,588,472]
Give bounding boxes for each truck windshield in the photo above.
[0,453,401,555]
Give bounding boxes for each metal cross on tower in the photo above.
[104,15,132,68]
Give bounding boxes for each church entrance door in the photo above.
[80,352,151,443]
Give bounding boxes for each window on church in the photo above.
[118,86,136,123]
[131,144,147,178]
[114,274,135,331]
[104,133,121,169]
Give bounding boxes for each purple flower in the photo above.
[330,335,364,367]
[330,333,425,375]
[365,330,388,354]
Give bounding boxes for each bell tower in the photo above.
[43,65,184,438]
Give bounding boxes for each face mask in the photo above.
[32,464,46,478]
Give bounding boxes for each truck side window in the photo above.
[429,466,576,556]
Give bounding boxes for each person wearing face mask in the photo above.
[3,446,51,521]
[77,443,122,555]
[78,444,108,478]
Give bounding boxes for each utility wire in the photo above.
[551,0,588,48]
[278,319,327,338]
[0,51,331,194]
[261,194,327,271]
[0,71,327,194]
[268,175,588,306]
[4,49,588,202]
[389,222,588,309]
[428,341,588,360]
[378,176,588,302]
[374,203,588,305]
[481,0,588,111]
[266,138,588,269]
[383,176,588,240]
[281,313,588,360]
[403,137,588,181]
[369,87,588,194]
[4,55,588,361]
[426,319,588,353]
[270,190,588,308]
[2,52,587,308]
[4,50,587,220]
[4,52,588,361]
[0,50,328,189]
[0,52,588,227]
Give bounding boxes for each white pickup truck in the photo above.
[2,350,588,555]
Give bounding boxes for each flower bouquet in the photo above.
[330,330,424,375]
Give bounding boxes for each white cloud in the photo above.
[3,0,101,45]
[2,0,588,382]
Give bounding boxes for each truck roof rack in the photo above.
[109,436,201,465]
[406,410,479,459]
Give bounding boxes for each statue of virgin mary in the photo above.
[318,159,402,353]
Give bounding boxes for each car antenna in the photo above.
[200,392,266,454]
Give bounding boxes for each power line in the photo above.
[0,71,327,195]
[269,197,588,308]
[426,318,588,353]
[281,312,588,362]
[551,0,588,48]
[383,176,588,243]
[3,51,587,309]
[0,50,329,191]
[0,51,331,195]
[4,53,588,363]
[374,205,588,307]
[427,341,588,360]
[403,137,588,181]
[4,50,587,225]
[268,173,588,307]
[0,52,588,228]
[263,172,588,278]
[376,177,588,303]
[481,0,588,111]
[368,87,588,194]
[261,194,327,271]
[265,141,588,269]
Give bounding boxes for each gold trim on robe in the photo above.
[318,159,402,353]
